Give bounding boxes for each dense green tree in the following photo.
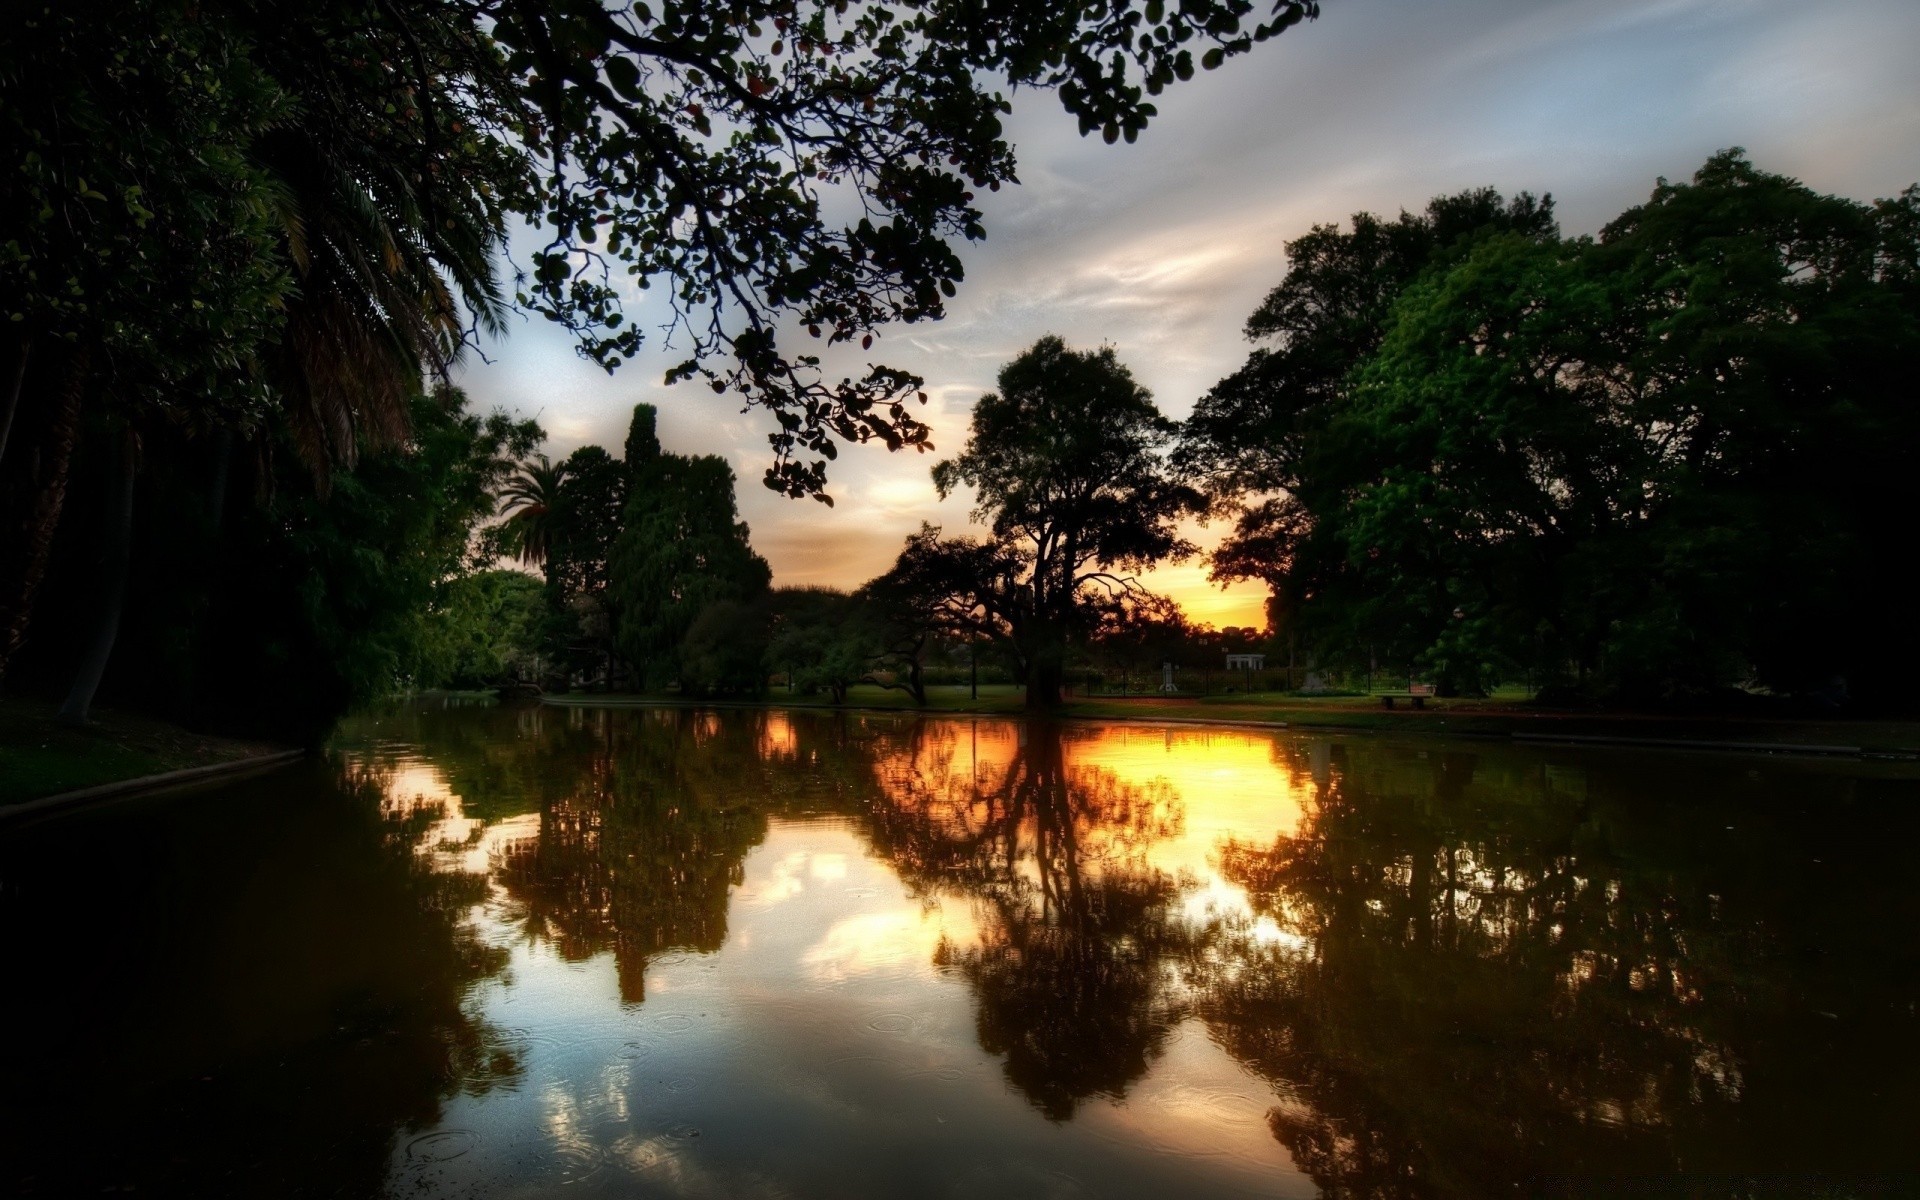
[932,337,1202,707]
[678,598,774,696]
[412,568,547,689]
[0,1,291,682]
[610,448,772,689]
[15,386,539,740]
[766,587,869,703]
[545,447,630,603]
[1175,187,1559,688]
[536,444,632,682]
[1186,153,1920,703]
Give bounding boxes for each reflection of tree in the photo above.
[485,707,894,1002]
[1197,744,1920,1197]
[493,711,766,1001]
[868,722,1193,1119]
[0,764,518,1199]
[334,695,609,822]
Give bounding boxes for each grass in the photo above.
[545,683,1920,755]
[0,699,286,806]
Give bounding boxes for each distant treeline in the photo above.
[485,145,1920,715]
[4,138,1915,734]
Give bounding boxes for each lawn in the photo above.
[0,700,286,806]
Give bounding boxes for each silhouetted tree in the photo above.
[932,337,1203,707]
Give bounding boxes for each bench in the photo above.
[1377,683,1435,709]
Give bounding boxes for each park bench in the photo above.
[1377,682,1435,709]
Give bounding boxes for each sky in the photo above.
[456,0,1920,628]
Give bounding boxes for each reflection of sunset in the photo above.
[356,754,536,873]
[868,720,1306,929]
[1062,724,1304,865]
[759,712,799,759]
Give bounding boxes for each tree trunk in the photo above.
[0,353,85,684]
[59,431,139,726]
[0,333,29,467]
[1025,652,1064,710]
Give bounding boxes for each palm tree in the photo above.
[497,455,567,570]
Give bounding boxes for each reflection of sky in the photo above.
[371,719,1325,1195]
[392,822,1310,1198]
[453,0,1920,627]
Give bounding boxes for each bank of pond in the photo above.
[2,701,1916,1198]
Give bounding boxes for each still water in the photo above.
[3,701,1918,1198]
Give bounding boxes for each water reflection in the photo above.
[3,701,1917,1198]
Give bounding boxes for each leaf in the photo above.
[604,55,643,101]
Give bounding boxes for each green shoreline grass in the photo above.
[542,684,1920,756]
[0,700,286,806]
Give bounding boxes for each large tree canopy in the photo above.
[492,0,1321,498]
[1187,152,1920,703]
[610,443,773,688]
[931,336,1201,706]
[0,0,1319,726]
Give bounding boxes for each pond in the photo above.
[3,701,1918,1198]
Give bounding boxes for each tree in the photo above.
[538,444,632,683]
[766,587,869,704]
[931,337,1202,707]
[610,449,772,688]
[496,456,567,568]
[9,385,540,740]
[1176,187,1559,685]
[678,597,773,696]
[1200,153,1920,703]
[489,0,1322,498]
[412,568,547,688]
[2,0,1322,715]
[0,1,290,683]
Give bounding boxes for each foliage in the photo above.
[545,447,631,602]
[491,0,1320,498]
[610,445,772,688]
[412,569,547,689]
[11,386,540,741]
[1185,153,1920,704]
[0,0,291,430]
[930,337,1202,706]
[766,587,869,703]
[493,457,567,567]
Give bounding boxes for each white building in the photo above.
[1225,653,1265,672]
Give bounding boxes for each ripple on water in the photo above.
[496,1026,570,1054]
[865,1012,914,1033]
[406,1130,476,1163]
[1154,1084,1270,1126]
[664,1077,698,1092]
[665,1123,703,1141]
[549,1138,614,1185]
[652,1013,695,1033]
[616,1040,654,1061]
[908,1065,966,1082]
